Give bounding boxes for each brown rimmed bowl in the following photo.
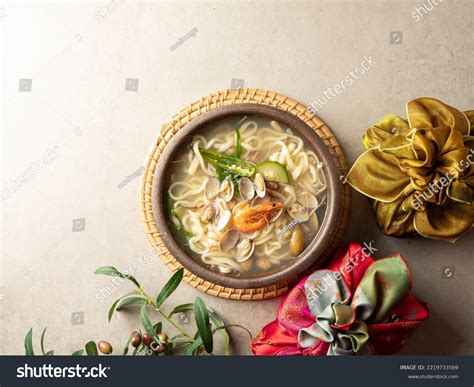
[152,103,343,289]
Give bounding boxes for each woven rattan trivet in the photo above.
[140,88,350,300]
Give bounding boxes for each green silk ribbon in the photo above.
[299,256,411,355]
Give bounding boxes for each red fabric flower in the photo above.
[251,243,429,355]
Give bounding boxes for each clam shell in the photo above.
[219,229,240,252]
[214,209,231,231]
[205,177,220,199]
[297,191,318,209]
[200,204,218,224]
[301,211,319,235]
[220,178,234,202]
[269,207,283,223]
[239,177,255,201]
[287,203,309,222]
[234,238,255,262]
[254,173,266,198]
[251,194,270,207]
[278,228,292,243]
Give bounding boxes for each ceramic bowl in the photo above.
[152,103,343,289]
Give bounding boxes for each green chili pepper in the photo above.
[199,148,255,177]
[234,128,241,158]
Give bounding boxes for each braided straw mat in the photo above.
[140,89,350,300]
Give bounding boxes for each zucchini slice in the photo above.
[255,161,289,183]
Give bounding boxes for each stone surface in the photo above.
[1,1,472,355]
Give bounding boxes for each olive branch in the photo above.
[25,267,251,356]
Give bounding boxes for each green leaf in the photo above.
[40,327,47,355]
[140,304,158,343]
[168,303,193,317]
[45,350,54,356]
[213,324,252,339]
[169,303,230,355]
[212,324,252,356]
[184,338,203,356]
[194,297,213,353]
[108,298,122,322]
[85,341,98,356]
[72,349,84,356]
[116,297,147,311]
[169,333,192,345]
[209,311,230,355]
[153,321,162,334]
[25,328,34,356]
[123,336,132,356]
[108,291,144,322]
[94,266,140,288]
[155,268,184,308]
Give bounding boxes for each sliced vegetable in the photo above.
[199,148,255,178]
[234,128,241,158]
[255,161,289,184]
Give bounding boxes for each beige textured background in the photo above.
[1,1,473,355]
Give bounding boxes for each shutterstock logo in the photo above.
[17,364,110,378]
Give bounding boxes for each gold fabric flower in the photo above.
[347,98,474,242]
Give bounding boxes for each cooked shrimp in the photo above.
[233,201,284,233]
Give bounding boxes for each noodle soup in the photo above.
[166,115,327,276]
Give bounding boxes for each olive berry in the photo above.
[157,333,168,343]
[130,331,141,348]
[142,333,153,347]
[150,341,167,354]
[97,340,113,355]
